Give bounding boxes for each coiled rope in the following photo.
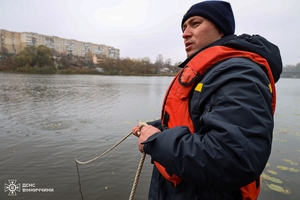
[75,131,146,200]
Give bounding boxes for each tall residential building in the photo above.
[0,29,120,59]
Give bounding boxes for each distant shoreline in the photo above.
[0,67,176,76]
[1,67,298,78]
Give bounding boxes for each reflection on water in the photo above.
[0,73,299,200]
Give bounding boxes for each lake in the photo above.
[0,73,299,200]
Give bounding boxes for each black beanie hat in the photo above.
[181,1,235,36]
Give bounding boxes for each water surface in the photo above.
[0,73,299,199]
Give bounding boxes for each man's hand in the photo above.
[132,122,161,153]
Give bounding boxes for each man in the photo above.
[132,1,282,199]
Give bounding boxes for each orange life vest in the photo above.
[154,45,276,200]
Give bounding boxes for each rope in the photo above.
[75,161,84,200]
[129,153,146,200]
[75,131,133,165]
[75,130,147,200]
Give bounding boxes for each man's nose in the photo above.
[182,27,192,39]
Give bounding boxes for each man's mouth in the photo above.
[185,42,193,51]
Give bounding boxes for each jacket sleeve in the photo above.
[147,119,162,130]
[143,58,274,191]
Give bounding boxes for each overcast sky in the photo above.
[0,0,299,66]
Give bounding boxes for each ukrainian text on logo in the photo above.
[4,180,54,196]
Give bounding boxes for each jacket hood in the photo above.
[180,34,282,83]
[223,34,282,83]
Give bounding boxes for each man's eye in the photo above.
[193,22,200,26]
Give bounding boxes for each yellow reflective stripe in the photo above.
[196,83,271,93]
[195,83,203,92]
[268,83,272,93]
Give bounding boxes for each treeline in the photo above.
[281,63,300,78]
[282,63,300,72]
[4,44,298,77]
[0,45,181,75]
[99,55,181,75]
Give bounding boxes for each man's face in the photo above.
[182,16,224,57]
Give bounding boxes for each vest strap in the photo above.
[154,161,182,187]
[239,178,260,200]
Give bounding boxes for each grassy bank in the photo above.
[0,65,102,75]
[0,66,177,76]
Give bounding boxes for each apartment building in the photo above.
[0,29,120,59]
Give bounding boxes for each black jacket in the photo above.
[143,34,282,200]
